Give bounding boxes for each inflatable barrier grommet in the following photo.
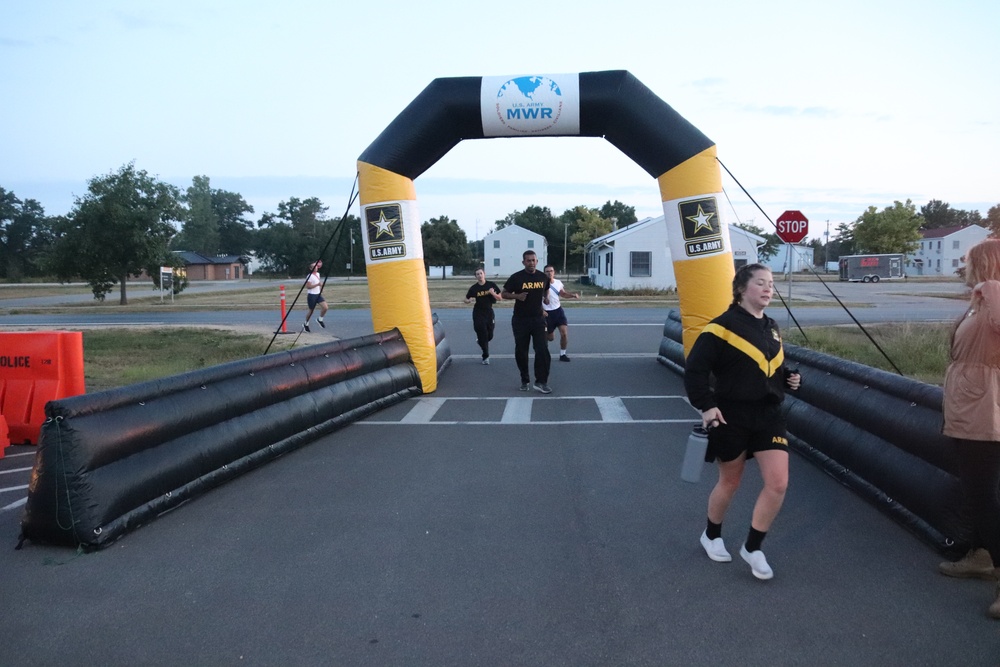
[910,402,917,407]
[94,527,102,535]
[200,385,207,390]
[54,416,63,423]
[249,372,254,377]
[139,401,145,406]
[165,491,172,498]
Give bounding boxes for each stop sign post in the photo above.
[776,210,809,244]
[774,210,808,329]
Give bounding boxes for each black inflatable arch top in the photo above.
[359,70,714,182]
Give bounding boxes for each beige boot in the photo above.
[939,548,996,580]
[990,579,1000,620]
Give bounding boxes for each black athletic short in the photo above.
[544,306,568,329]
[307,293,326,310]
[704,402,789,463]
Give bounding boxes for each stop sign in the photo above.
[776,210,809,244]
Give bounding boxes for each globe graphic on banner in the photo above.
[494,76,565,134]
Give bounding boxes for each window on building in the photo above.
[953,240,960,250]
[630,251,652,277]
[605,253,613,276]
[937,241,941,250]
[493,240,500,249]
[527,239,534,249]
[953,259,959,267]
[493,258,500,267]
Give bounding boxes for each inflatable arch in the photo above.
[358,70,736,391]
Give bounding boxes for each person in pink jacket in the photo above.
[940,238,1000,619]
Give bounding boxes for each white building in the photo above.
[583,216,764,290]
[906,224,990,277]
[764,244,816,274]
[482,224,548,277]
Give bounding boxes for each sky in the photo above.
[2,0,997,244]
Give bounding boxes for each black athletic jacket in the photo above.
[684,304,791,412]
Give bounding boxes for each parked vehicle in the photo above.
[838,254,906,283]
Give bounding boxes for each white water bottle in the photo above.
[681,425,709,483]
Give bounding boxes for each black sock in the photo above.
[706,519,722,540]
[746,527,767,552]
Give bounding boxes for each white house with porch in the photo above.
[482,224,548,277]
[584,216,764,290]
[905,224,990,277]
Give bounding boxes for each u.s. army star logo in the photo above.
[678,197,723,257]
[366,205,403,244]
[364,204,407,261]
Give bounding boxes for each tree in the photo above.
[985,204,1000,237]
[467,239,484,270]
[0,187,53,280]
[47,163,181,304]
[598,200,637,228]
[828,221,856,259]
[495,205,558,237]
[172,175,220,255]
[212,188,256,257]
[853,200,923,255]
[733,222,780,262]
[567,206,613,257]
[325,215,363,277]
[806,237,824,267]
[254,197,333,274]
[919,199,983,229]
[421,216,470,278]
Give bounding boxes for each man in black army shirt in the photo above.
[501,249,552,393]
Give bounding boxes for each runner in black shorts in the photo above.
[465,268,502,364]
[542,265,580,362]
[684,263,801,580]
[303,260,328,332]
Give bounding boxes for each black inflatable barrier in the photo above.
[432,312,451,373]
[20,330,422,550]
[657,309,971,555]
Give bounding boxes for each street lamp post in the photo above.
[824,220,830,273]
[563,223,569,276]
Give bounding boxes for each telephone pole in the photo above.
[562,223,570,275]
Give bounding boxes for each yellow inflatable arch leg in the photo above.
[658,146,735,355]
[357,162,438,393]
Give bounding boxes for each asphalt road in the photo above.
[1,277,997,665]
[0,276,971,335]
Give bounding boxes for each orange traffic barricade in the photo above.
[0,332,86,445]
[0,414,9,458]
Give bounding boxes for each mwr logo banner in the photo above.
[363,201,423,263]
[481,74,580,137]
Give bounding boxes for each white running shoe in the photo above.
[740,545,774,580]
[699,530,732,562]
